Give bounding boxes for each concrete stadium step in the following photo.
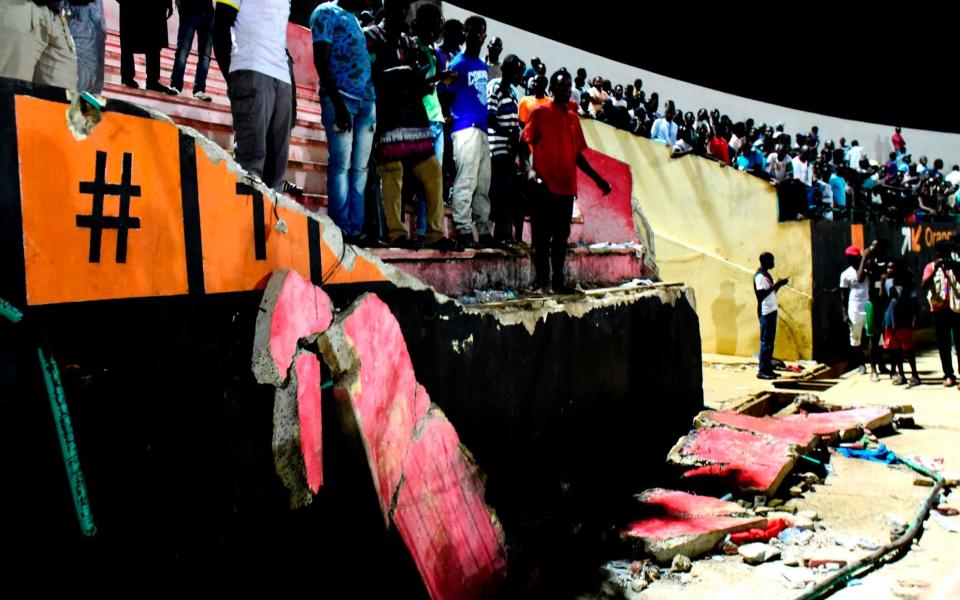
[104,37,319,103]
[101,81,323,133]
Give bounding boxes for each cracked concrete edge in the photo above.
[252,269,292,387]
[153,105,684,334]
[692,411,817,451]
[314,293,389,525]
[464,284,692,336]
[272,350,313,510]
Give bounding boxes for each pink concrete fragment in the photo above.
[294,352,323,494]
[393,408,507,600]
[622,488,766,562]
[697,411,819,449]
[337,294,431,518]
[668,428,796,496]
[253,269,333,387]
[635,488,749,517]
[779,407,892,436]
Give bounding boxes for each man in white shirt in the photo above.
[846,140,865,169]
[213,0,293,191]
[946,165,960,187]
[766,144,793,183]
[755,252,788,379]
[840,245,870,374]
[791,146,813,186]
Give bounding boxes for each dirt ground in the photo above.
[614,349,960,600]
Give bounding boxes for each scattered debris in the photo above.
[913,477,935,487]
[621,489,766,561]
[738,542,781,565]
[671,554,692,573]
[729,518,789,544]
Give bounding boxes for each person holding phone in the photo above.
[755,252,789,380]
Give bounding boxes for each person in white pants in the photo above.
[840,245,870,374]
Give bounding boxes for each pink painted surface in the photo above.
[340,295,430,518]
[700,411,818,448]
[394,409,508,600]
[779,407,892,434]
[636,488,747,517]
[385,250,643,296]
[295,352,323,493]
[674,428,794,494]
[270,270,333,383]
[623,514,765,541]
[575,148,636,243]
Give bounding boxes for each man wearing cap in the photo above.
[520,69,610,294]
[840,245,870,374]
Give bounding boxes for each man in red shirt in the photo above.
[521,69,611,294]
[892,126,906,153]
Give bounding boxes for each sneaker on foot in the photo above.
[870,372,880,382]
[528,284,550,297]
[426,237,462,252]
[857,365,867,375]
[354,233,387,248]
[892,375,906,386]
[757,372,777,380]
[477,233,496,248]
[146,81,177,95]
[907,377,922,388]
[456,232,477,249]
[552,282,580,295]
[121,78,139,89]
[193,90,213,102]
[945,376,957,387]
[386,236,422,250]
[281,179,304,197]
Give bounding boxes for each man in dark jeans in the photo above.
[922,242,960,386]
[754,252,788,379]
[169,0,214,101]
[117,0,177,94]
[213,0,292,192]
[520,69,611,294]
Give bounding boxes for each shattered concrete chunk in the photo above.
[252,269,333,387]
[272,353,311,509]
[622,489,767,562]
[393,406,508,600]
[317,293,430,520]
[668,427,797,496]
[738,542,780,565]
[318,293,507,599]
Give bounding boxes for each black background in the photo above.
[292,0,960,134]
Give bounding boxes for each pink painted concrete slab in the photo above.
[339,295,431,519]
[779,407,892,435]
[393,408,508,600]
[669,428,796,495]
[635,488,749,517]
[254,269,333,387]
[698,411,819,448]
[622,488,765,561]
[294,352,323,494]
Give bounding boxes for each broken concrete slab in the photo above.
[695,410,819,449]
[668,427,797,496]
[778,407,893,439]
[272,351,311,509]
[393,406,508,600]
[293,351,323,495]
[622,489,767,562]
[695,407,893,450]
[252,269,333,387]
[318,293,507,598]
[318,293,431,520]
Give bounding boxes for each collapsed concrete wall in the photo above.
[0,79,702,592]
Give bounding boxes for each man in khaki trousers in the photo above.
[0,0,78,89]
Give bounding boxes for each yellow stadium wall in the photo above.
[581,120,814,360]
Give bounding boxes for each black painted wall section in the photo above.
[810,221,956,360]
[2,283,701,591]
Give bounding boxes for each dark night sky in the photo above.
[292,1,959,134]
